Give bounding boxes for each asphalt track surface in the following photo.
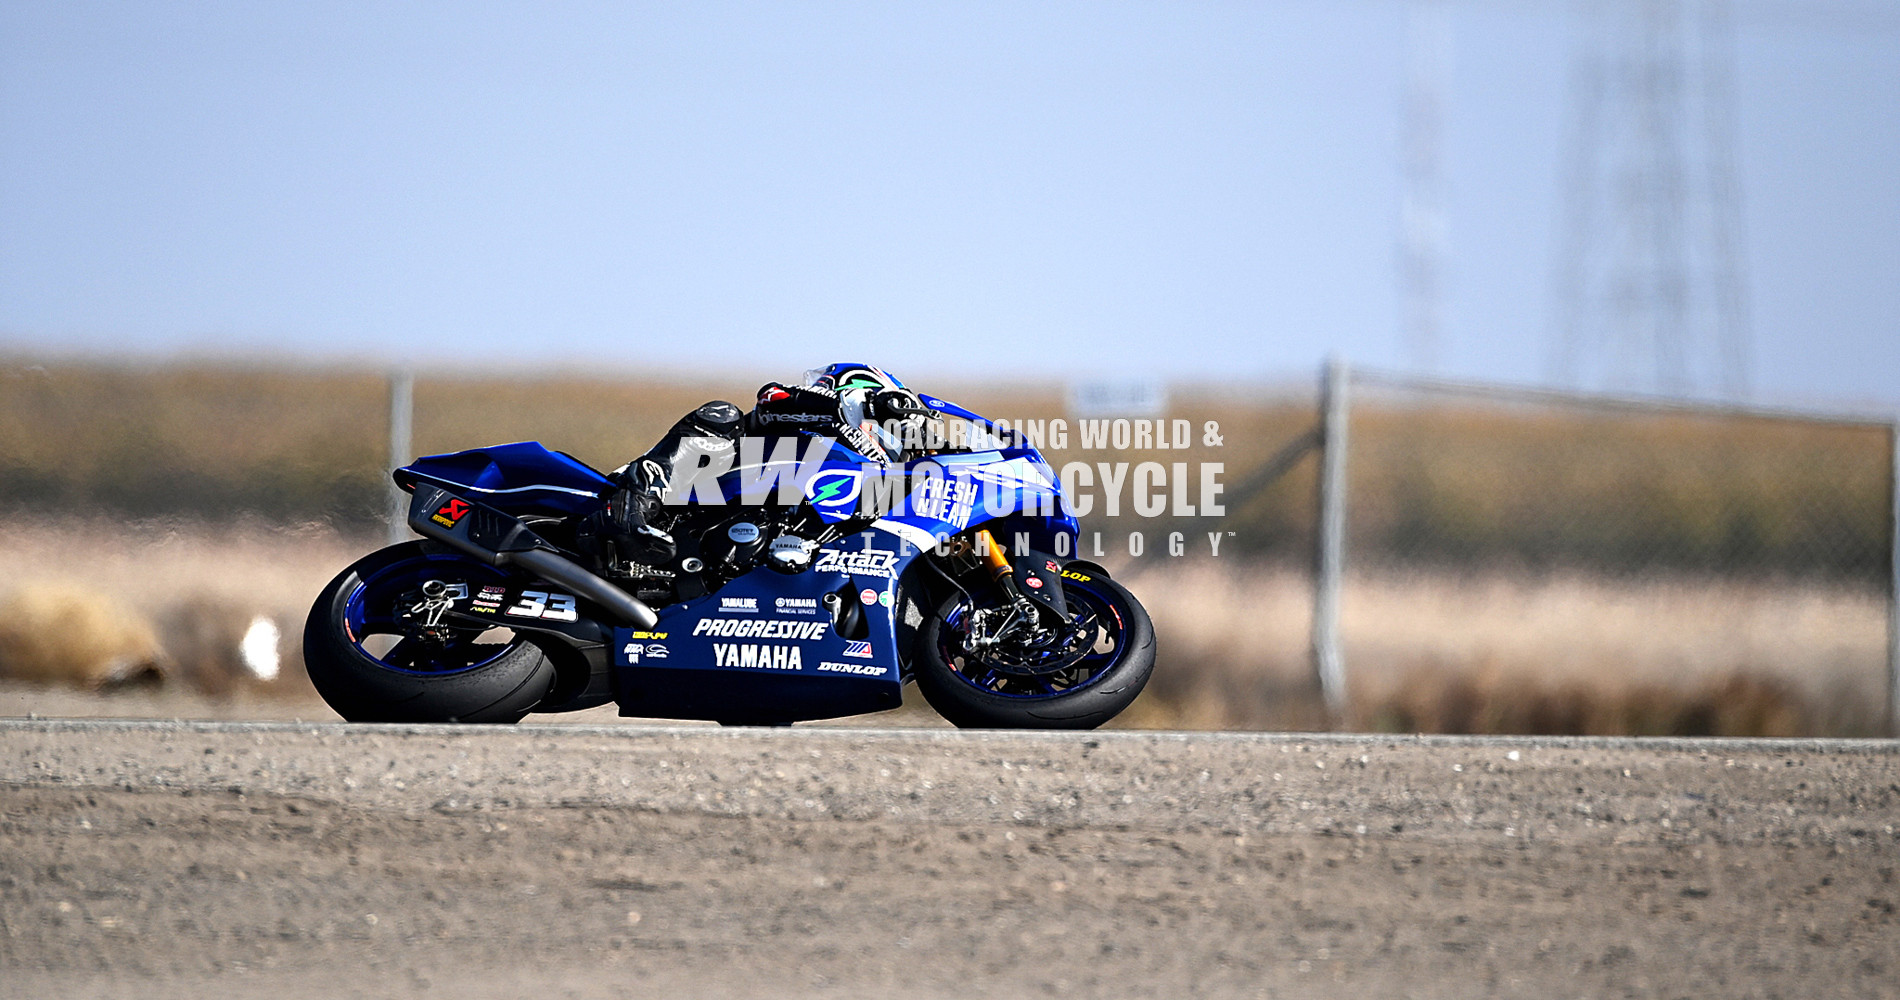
[2,720,1897,999]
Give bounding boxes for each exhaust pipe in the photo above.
[505,548,658,629]
[406,485,659,630]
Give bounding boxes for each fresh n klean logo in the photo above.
[804,470,863,509]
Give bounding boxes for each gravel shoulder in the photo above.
[2,721,1897,999]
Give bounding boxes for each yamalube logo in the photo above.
[719,597,758,613]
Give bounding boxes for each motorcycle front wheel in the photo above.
[913,571,1155,730]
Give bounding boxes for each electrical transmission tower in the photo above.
[1401,0,1451,374]
[1549,0,1751,399]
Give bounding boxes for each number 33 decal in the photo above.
[506,590,578,623]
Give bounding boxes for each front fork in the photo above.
[964,529,1054,651]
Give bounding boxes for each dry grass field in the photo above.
[0,517,1884,736]
[0,517,354,710]
[1119,560,1888,736]
[1345,397,1892,579]
[4,357,1886,574]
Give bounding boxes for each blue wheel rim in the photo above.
[341,551,522,677]
[937,578,1129,700]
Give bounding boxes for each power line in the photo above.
[1412,0,1900,34]
[1547,0,1752,400]
[1400,0,1453,374]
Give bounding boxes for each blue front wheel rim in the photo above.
[936,580,1128,700]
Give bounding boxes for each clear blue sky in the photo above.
[2,1,1895,407]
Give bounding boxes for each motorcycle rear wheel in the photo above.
[303,541,555,723]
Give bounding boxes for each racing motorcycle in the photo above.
[302,379,1155,729]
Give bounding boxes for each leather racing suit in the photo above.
[590,381,862,568]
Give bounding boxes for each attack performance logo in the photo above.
[812,546,899,579]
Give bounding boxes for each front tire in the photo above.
[914,572,1155,730]
[303,542,556,723]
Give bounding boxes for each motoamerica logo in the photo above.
[713,644,802,671]
[619,642,672,664]
[812,548,898,578]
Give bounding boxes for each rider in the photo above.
[590,363,939,567]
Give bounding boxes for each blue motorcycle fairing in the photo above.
[921,394,1085,554]
[613,527,910,723]
[396,442,612,519]
[703,420,1078,555]
[915,392,974,422]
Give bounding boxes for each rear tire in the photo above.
[914,573,1155,730]
[303,542,555,723]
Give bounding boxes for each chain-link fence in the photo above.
[1,356,1892,735]
[1311,362,1897,737]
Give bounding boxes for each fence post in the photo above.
[1313,357,1350,721]
[387,370,414,547]
[1890,421,1899,738]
